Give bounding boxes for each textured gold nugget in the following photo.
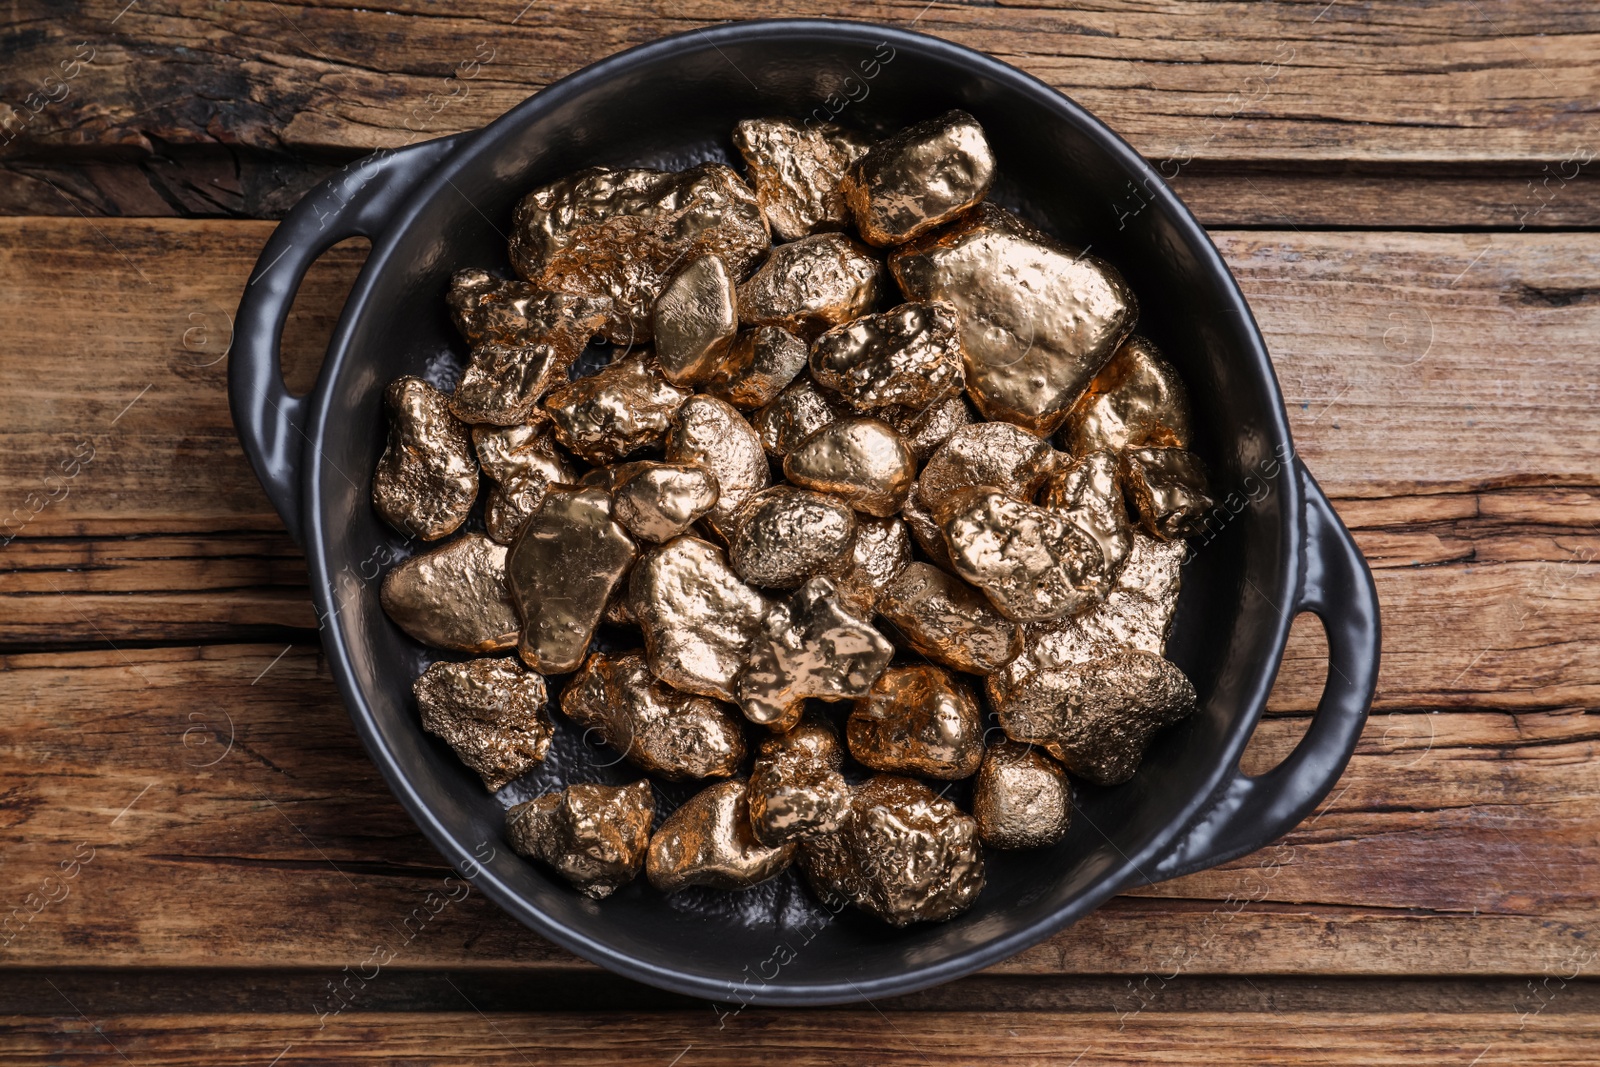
[664,395,771,539]
[507,780,654,899]
[746,717,851,847]
[702,326,809,410]
[646,779,796,892]
[509,163,769,342]
[972,740,1072,849]
[729,486,857,589]
[1121,447,1215,540]
[629,536,772,702]
[1042,449,1132,576]
[1062,334,1193,455]
[810,301,966,412]
[610,460,720,544]
[652,254,738,387]
[380,533,519,653]
[505,486,637,674]
[373,376,478,541]
[473,423,578,545]
[941,488,1108,622]
[543,355,690,464]
[447,268,609,348]
[878,562,1022,675]
[818,516,912,616]
[751,375,845,457]
[561,651,745,781]
[882,395,973,462]
[842,109,996,246]
[783,417,915,518]
[732,117,870,239]
[800,776,985,926]
[917,421,1057,519]
[892,203,1137,434]
[899,482,954,571]
[414,657,553,791]
[736,232,882,341]
[450,294,610,426]
[848,665,984,780]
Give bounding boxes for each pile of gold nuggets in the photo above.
[374,111,1215,925]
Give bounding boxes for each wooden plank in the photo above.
[2,2,1597,165]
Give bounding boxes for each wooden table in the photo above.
[2,2,1597,1063]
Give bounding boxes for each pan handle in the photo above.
[1149,459,1380,881]
[229,135,463,543]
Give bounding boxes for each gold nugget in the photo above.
[652,254,739,387]
[373,376,478,541]
[729,486,857,589]
[732,117,871,239]
[940,488,1107,622]
[916,421,1057,519]
[751,375,845,458]
[878,562,1022,675]
[848,665,984,780]
[881,395,974,462]
[746,717,851,847]
[380,533,520,653]
[1042,449,1132,576]
[543,354,690,464]
[736,232,882,341]
[507,780,654,899]
[900,482,955,571]
[892,203,1137,434]
[842,110,996,246]
[818,516,912,616]
[610,460,720,544]
[702,326,809,410]
[810,301,966,412]
[446,268,610,349]
[473,423,578,545]
[505,486,637,674]
[972,740,1072,849]
[1121,447,1215,540]
[450,293,611,426]
[561,651,745,781]
[782,416,915,518]
[1062,334,1193,455]
[414,656,553,791]
[646,779,796,892]
[664,395,770,539]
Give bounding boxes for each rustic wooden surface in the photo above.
[2,1,1597,1063]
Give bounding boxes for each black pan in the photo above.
[230,18,1380,1006]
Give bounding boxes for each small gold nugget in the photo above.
[732,117,871,240]
[449,292,611,426]
[800,775,985,926]
[782,417,915,518]
[736,232,882,341]
[842,109,996,247]
[892,203,1136,434]
[746,717,851,847]
[848,665,984,780]
[380,533,520,653]
[509,164,770,343]
[702,325,809,410]
[629,536,772,702]
[972,740,1072,849]
[878,562,1022,675]
[1121,447,1215,540]
[543,355,690,464]
[473,423,578,545]
[646,779,796,892]
[1062,334,1193,455]
[916,421,1057,519]
[881,394,974,462]
[940,488,1107,622]
[652,254,739,387]
[1042,449,1132,576]
[561,651,745,781]
[507,780,654,899]
[810,301,966,412]
[899,482,955,571]
[751,375,845,457]
[729,486,857,589]
[818,516,912,616]
[446,268,609,350]
[610,460,720,544]
[414,656,553,791]
[505,486,637,674]
[373,376,478,541]
[736,577,895,730]
[664,395,771,540]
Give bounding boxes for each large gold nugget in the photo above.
[810,301,966,412]
[664,395,770,539]
[414,656,553,791]
[1042,449,1132,576]
[819,516,912,616]
[996,648,1196,786]
[878,562,1022,675]
[882,394,973,462]
[751,375,845,457]
[972,740,1072,849]
[1121,447,1215,540]
[507,780,654,900]
[509,164,770,343]
[746,717,851,847]
[736,232,882,341]
[703,326,809,410]
[628,536,772,702]
[446,268,610,350]
[449,294,611,426]
[652,254,739,387]
[847,665,984,780]
[917,421,1057,519]
[372,376,478,541]
[799,775,984,926]
[737,577,895,729]
[1062,334,1193,455]
[646,779,796,892]
[729,486,857,590]
[842,110,996,247]
[732,117,870,240]
[561,651,745,781]
[783,417,915,518]
[891,203,1137,434]
[543,355,690,464]
[380,533,519,653]
[473,423,578,545]
[505,486,637,674]
[941,488,1107,622]
[609,460,719,544]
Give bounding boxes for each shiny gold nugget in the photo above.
[746,717,851,847]
[507,780,654,899]
[414,656,553,791]
[1062,334,1193,455]
[972,740,1072,849]
[783,417,915,518]
[702,326,809,410]
[848,665,984,780]
[751,375,845,457]
[736,232,882,341]
[610,460,720,544]
[941,488,1107,622]
[818,516,912,616]
[732,117,870,240]
[380,533,520,653]
[543,355,689,464]
[652,254,738,387]
[665,394,771,540]
[561,651,745,781]
[1121,447,1215,540]
[373,376,478,541]
[1041,449,1132,576]
[450,293,610,426]
[899,482,954,571]
[473,423,577,545]
[810,301,966,412]
[446,268,609,350]
[917,421,1057,519]
[646,779,796,892]
[878,562,1022,675]
[881,394,973,462]
[842,109,996,247]
[729,486,857,589]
